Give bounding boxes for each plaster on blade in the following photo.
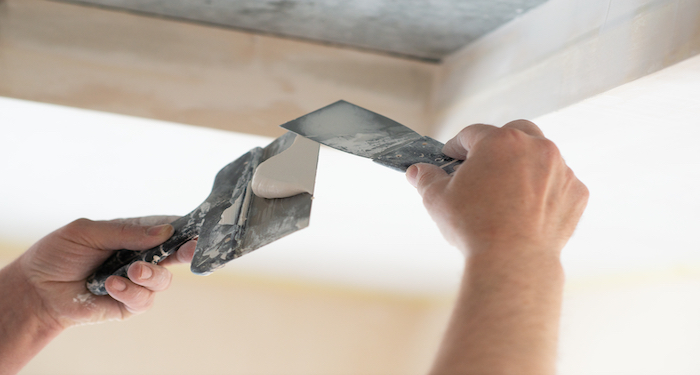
[252,135,320,199]
[190,132,318,275]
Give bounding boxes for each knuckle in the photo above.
[577,181,591,204]
[420,182,446,211]
[493,127,527,144]
[416,171,435,190]
[132,263,172,291]
[504,119,535,128]
[481,127,529,154]
[416,174,441,201]
[66,218,92,231]
[117,222,138,238]
[457,125,476,140]
[56,218,92,239]
[565,166,581,184]
[535,138,563,166]
[539,138,561,155]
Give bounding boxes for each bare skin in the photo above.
[0,216,195,375]
[406,120,588,374]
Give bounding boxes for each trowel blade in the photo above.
[190,132,317,275]
[281,100,463,174]
[280,100,421,159]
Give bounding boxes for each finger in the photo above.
[127,261,173,292]
[406,163,450,197]
[105,275,156,315]
[62,218,174,251]
[158,239,197,267]
[442,124,499,160]
[502,119,545,137]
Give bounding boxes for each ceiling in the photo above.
[57,0,549,61]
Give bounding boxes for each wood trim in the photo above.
[0,0,436,137]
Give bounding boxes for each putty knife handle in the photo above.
[372,136,463,174]
[86,216,197,295]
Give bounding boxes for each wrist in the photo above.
[436,245,565,375]
[464,242,565,285]
[0,259,64,373]
[462,235,564,262]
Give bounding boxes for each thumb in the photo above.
[406,163,450,197]
[63,218,175,251]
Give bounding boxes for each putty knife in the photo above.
[281,100,463,174]
[86,132,317,295]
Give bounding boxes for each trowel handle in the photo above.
[372,136,463,174]
[85,216,197,295]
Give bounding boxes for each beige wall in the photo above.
[0,236,452,375]
[16,265,453,375]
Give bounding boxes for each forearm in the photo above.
[0,260,64,375]
[429,248,565,375]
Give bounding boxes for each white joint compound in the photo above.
[251,135,319,199]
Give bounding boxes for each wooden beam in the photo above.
[0,0,436,137]
[431,0,700,139]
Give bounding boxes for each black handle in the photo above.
[372,136,463,174]
[86,215,197,295]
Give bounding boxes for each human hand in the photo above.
[406,120,588,258]
[412,121,587,375]
[15,216,196,329]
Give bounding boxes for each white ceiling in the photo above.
[536,55,700,280]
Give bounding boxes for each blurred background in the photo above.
[1,0,699,374]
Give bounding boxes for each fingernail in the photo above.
[147,224,172,236]
[139,264,153,280]
[110,277,127,292]
[406,165,418,187]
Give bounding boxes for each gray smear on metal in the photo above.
[56,0,550,61]
[238,132,314,257]
[190,148,262,275]
[282,100,464,175]
[190,132,315,275]
[281,100,421,158]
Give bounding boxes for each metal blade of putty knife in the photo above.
[190,132,318,275]
[281,100,462,174]
[86,132,319,294]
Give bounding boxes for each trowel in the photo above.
[86,100,455,295]
[281,100,463,174]
[86,132,319,295]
